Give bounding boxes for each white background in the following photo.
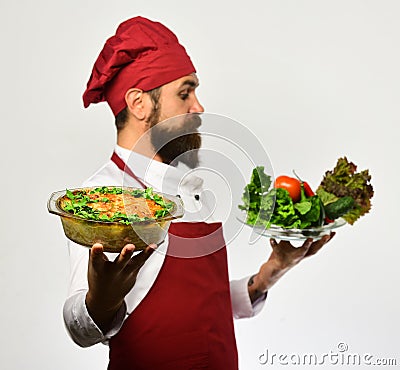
[1,0,399,369]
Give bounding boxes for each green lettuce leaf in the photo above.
[239,166,273,225]
[239,168,323,229]
[316,188,339,205]
[269,188,302,228]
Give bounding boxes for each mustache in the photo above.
[150,114,201,149]
[183,113,202,131]
[155,114,202,135]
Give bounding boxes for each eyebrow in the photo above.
[179,78,199,89]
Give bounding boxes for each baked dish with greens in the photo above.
[60,187,173,223]
[48,187,184,252]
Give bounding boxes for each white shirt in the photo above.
[63,145,266,347]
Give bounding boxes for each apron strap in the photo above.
[111,151,147,189]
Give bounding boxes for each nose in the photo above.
[189,95,205,113]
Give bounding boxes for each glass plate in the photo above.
[238,216,346,241]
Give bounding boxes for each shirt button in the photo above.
[194,194,200,201]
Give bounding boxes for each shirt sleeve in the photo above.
[63,290,127,347]
[230,276,268,319]
[62,240,127,347]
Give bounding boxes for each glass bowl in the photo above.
[238,216,346,241]
[48,186,184,253]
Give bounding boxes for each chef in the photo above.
[63,16,334,370]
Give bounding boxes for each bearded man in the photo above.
[63,16,333,370]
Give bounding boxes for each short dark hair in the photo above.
[115,86,162,131]
[115,106,128,131]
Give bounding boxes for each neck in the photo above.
[117,127,163,162]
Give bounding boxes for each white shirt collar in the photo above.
[114,144,204,196]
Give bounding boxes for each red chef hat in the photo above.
[83,16,196,116]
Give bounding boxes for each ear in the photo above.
[124,88,147,120]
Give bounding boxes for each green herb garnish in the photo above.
[62,187,174,224]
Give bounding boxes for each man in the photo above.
[63,16,334,369]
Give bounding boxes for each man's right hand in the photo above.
[85,243,157,333]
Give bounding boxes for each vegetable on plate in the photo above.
[239,157,373,230]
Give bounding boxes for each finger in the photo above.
[288,237,312,259]
[302,238,313,250]
[116,244,136,268]
[306,232,334,257]
[269,238,287,252]
[90,243,108,265]
[269,238,278,249]
[270,238,288,254]
[128,244,157,271]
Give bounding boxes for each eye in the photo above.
[180,92,189,100]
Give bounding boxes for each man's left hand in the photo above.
[248,232,335,303]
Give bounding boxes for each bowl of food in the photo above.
[48,186,184,252]
[238,157,373,242]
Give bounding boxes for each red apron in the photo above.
[108,221,238,370]
[108,152,238,369]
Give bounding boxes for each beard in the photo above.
[155,131,202,168]
[148,109,202,169]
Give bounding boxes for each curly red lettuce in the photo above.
[316,157,374,225]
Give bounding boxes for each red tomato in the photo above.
[274,175,301,202]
